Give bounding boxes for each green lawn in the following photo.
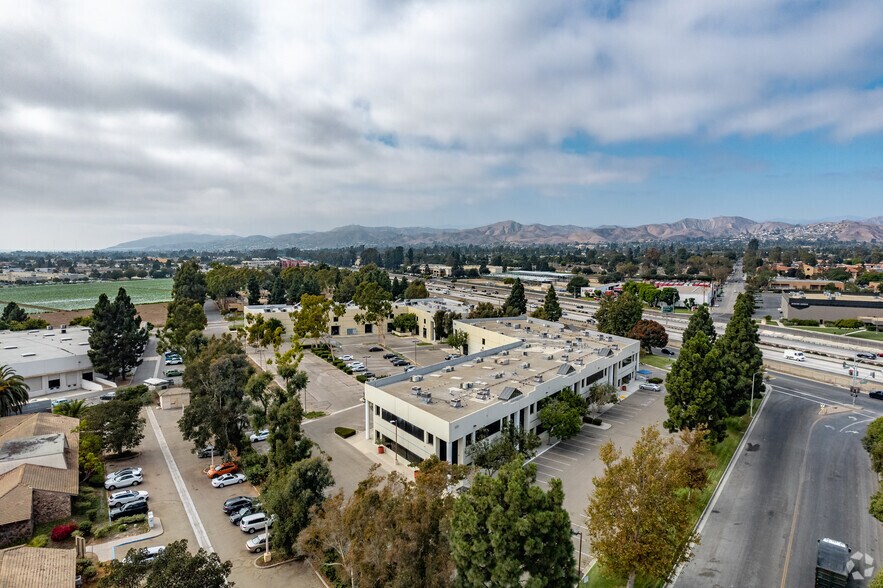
[0,278,173,311]
[585,411,753,587]
[789,325,856,335]
[847,330,883,341]
[640,354,673,370]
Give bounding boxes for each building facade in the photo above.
[0,328,94,397]
[781,293,883,322]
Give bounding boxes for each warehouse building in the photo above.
[0,328,95,397]
[780,293,883,322]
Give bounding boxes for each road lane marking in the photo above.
[146,408,213,552]
[840,418,874,433]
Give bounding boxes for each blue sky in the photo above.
[1,0,882,249]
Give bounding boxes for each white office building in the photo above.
[363,316,640,465]
[0,327,95,397]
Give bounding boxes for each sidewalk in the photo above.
[88,517,165,561]
[347,434,418,480]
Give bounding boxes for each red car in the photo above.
[207,462,239,479]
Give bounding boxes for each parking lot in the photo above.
[332,333,459,376]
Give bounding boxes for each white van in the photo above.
[784,350,806,362]
[240,512,274,534]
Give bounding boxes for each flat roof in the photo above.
[395,298,472,314]
[0,327,91,365]
[371,317,637,422]
[791,293,883,303]
[0,433,65,462]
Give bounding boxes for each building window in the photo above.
[82,372,93,381]
[375,405,380,416]
[48,378,61,389]
[333,316,339,323]
[426,433,434,445]
[381,409,426,441]
[530,403,535,414]
[465,433,472,447]
[365,324,373,334]
[482,338,486,345]
[331,326,340,336]
[346,328,357,335]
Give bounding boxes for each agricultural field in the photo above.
[0,278,173,312]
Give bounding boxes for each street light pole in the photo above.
[571,529,583,579]
[414,340,418,364]
[750,371,764,418]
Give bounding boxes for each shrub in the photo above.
[85,508,98,522]
[834,318,863,329]
[77,521,93,536]
[77,558,98,579]
[764,315,772,321]
[355,375,368,383]
[28,534,49,547]
[116,514,147,525]
[648,377,664,384]
[592,417,603,426]
[93,525,114,539]
[335,427,356,439]
[344,368,353,375]
[50,521,78,542]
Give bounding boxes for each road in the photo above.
[674,373,883,588]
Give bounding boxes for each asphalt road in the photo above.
[674,373,883,588]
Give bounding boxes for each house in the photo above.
[0,545,77,587]
[0,414,80,547]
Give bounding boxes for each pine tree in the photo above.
[682,304,717,343]
[663,332,727,441]
[543,285,562,321]
[714,292,763,415]
[269,277,286,304]
[111,288,149,379]
[87,293,117,379]
[502,278,527,316]
[246,275,261,305]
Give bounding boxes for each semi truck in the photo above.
[816,537,850,588]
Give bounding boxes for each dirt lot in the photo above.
[35,302,169,328]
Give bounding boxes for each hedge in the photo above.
[648,377,663,384]
[335,427,356,439]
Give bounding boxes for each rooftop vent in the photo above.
[497,358,509,365]
[411,386,422,394]
[21,352,36,357]
[474,357,483,363]
[492,372,504,379]
[410,375,423,382]
[533,375,544,383]
[443,366,454,373]
[500,350,509,356]
[521,362,530,369]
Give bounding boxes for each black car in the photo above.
[110,498,149,521]
[368,346,383,352]
[392,360,410,367]
[660,348,676,356]
[223,496,254,514]
[870,391,883,401]
[198,446,224,458]
[229,505,258,525]
[382,353,397,359]
[856,352,878,360]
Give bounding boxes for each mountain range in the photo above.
[107,216,883,251]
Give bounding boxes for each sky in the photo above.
[2,0,883,250]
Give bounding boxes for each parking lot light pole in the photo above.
[390,420,398,464]
[414,340,418,364]
[571,529,583,578]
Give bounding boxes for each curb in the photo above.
[109,519,165,560]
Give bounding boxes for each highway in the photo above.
[674,373,883,588]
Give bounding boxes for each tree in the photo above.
[85,387,147,456]
[246,275,261,305]
[502,278,527,316]
[1,302,27,323]
[467,302,501,319]
[467,420,541,474]
[627,319,669,353]
[403,279,430,299]
[682,304,716,344]
[53,399,87,419]
[352,281,393,341]
[863,417,883,474]
[586,427,699,588]
[88,288,149,380]
[289,294,333,348]
[715,292,763,415]
[594,292,643,337]
[172,259,207,302]
[269,277,286,304]
[267,396,313,471]
[566,275,589,297]
[161,299,208,357]
[586,383,619,415]
[99,539,233,588]
[0,365,29,417]
[446,330,468,353]
[392,312,418,333]
[262,457,334,557]
[179,335,255,455]
[449,459,577,588]
[659,287,680,306]
[542,285,562,321]
[538,386,585,441]
[663,332,727,441]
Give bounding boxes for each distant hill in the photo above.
[107,216,883,251]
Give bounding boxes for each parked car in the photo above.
[249,430,270,443]
[50,398,69,408]
[164,369,183,377]
[246,533,269,553]
[382,353,397,359]
[368,346,383,352]
[164,354,183,365]
[223,496,254,514]
[444,354,461,360]
[339,354,354,361]
[197,446,224,458]
[870,391,883,401]
[108,490,149,508]
[856,352,878,360]
[106,467,143,481]
[404,366,416,373]
[229,504,259,524]
[639,383,662,392]
[125,546,164,563]
[99,391,117,401]
[110,498,149,521]
[105,473,143,490]
[212,473,247,488]
[363,372,375,379]
[207,462,239,479]
[347,361,364,369]
[351,365,367,373]
[240,512,275,534]
[660,348,676,356]
[392,360,410,367]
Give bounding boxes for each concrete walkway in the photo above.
[88,517,165,561]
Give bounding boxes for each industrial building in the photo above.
[780,293,883,322]
[363,316,640,465]
[0,327,96,397]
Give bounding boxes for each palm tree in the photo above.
[0,365,30,417]
[53,399,87,419]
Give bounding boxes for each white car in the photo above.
[105,473,143,490]
[249,430,269,443]
[125,545,165,563]
[50,398,69,408]
[351,365,367,373]
[240,512,275,534]
[106,467,143,481]
[639,383,662,392]
[347,361,364,369]
[212,473,247,488]
[246,533,270,553]
[339,355,354,361]
[108,490,149,508]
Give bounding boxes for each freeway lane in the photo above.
[674,374,883,588]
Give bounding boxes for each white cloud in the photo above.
[0,0,882,248]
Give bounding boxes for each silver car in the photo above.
[246,533,269,553]
[108,490,149,508]
[105,473,143,490]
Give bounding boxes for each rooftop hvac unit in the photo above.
[546,354,554,360]
[421,392,432,404]
[460,381,473,389]
[410,375,423,382]
[476,389,491,400]
[501,350,509,356]
[514,324,521,329]
[522,351,529,356]
[475,357,484,363]
[565,346,573,353]
[410,386,422,394]
[607,336,613,342]
[554,334,561,339]
[497,358,509,365]
[443,366,454,372]
[533,375,544,383]
[524,343,531,348]
[575,359,584,365]
[492,372,504,379]
[561,354,569,361]
[451,398,463,408]
[521,362,530,369]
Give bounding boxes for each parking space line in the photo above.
[534,455,575,467]
[552,445,586,456]
[559,441,596,452]
[146,408,213,553]
[533,460,564,471]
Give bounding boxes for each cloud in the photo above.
[0,0,882,248]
